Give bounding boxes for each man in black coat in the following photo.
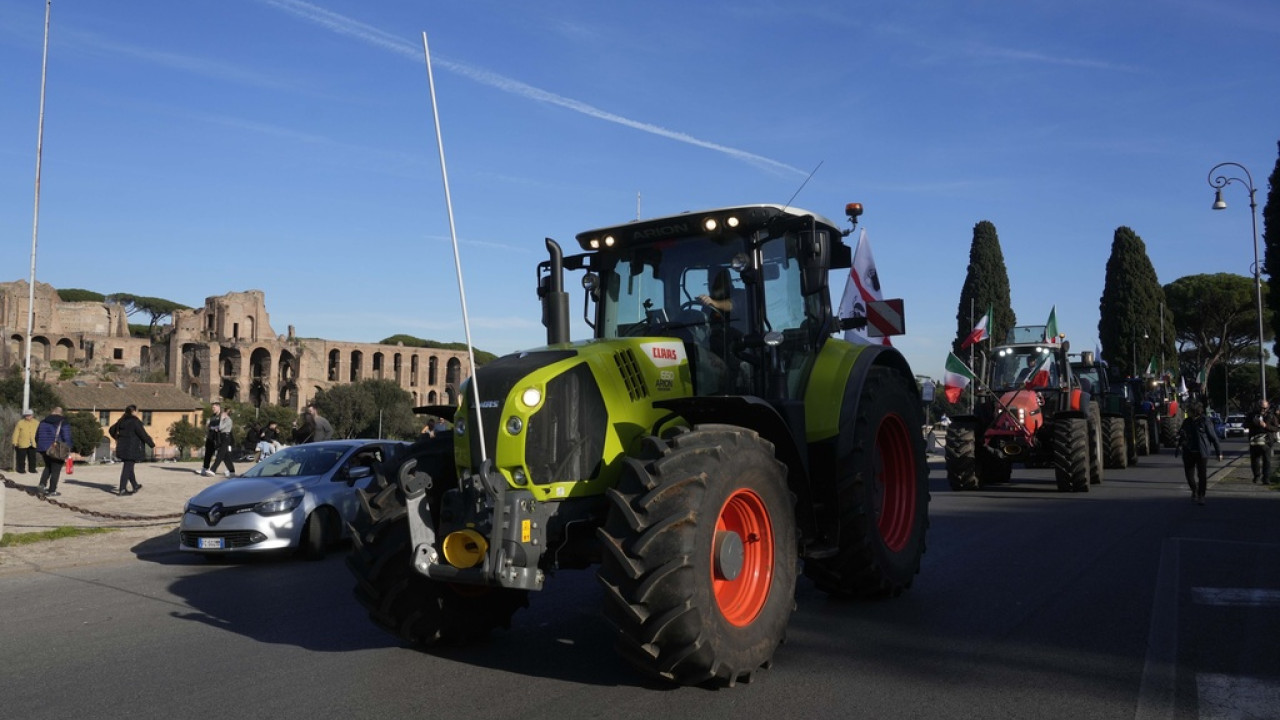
[109,404,154,495]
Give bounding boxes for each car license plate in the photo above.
[198,537,225,549]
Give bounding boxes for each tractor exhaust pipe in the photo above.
[542,238,571,346]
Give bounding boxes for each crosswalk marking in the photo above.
[1192,588,1280,607]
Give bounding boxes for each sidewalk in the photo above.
[1,460,223,535]
[0,460,231,575]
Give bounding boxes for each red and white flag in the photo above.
[838,229,891,346]
[960,305,992,349]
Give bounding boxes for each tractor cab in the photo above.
[543,204,856,401]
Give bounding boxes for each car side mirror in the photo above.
[344,464,373,483]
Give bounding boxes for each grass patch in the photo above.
[0,526,115,547]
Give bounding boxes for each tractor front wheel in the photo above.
[347,435,527,646]
[1053,417,1091,492]
[597,426,797,687]
[945,420,978,491]
[1103,416,1128,469]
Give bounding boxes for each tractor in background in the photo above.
[946,325,1102,492]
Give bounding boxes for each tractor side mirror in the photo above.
[798,230,829,295]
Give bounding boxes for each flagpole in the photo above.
[968,298,975,413]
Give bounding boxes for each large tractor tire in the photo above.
[945,420,978,491]
[1135,418,1151,456]
[597,426,797,687]
[1160,415,1182,449]
[1087,404,1105,485]
[1124,416,1139,465]
[1052,417,1091,492]
[1103,416,1128,469]
[347,435,528,647]
[803,366,930,598]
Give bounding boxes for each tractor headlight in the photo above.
[520,387,542,408]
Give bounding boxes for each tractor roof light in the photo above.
[703,217,719,232]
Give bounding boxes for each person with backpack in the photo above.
[34,406,72,497]
[1179,400,1223,505]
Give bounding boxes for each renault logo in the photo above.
[207,503,224,526]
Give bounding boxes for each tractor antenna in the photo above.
[782,160,823,213]
[422,31,487,463]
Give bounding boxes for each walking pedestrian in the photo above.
[1247,399,1272,484]
[199,402,222,476]
[109,405,154,495]
[1178,400,1223,505]
[208,406,236,477]
[34,406,72,497]
[11,408,39,474]
[310,404,333,442]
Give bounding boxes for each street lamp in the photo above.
[1208,162,1267,401]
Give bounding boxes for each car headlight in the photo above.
[254,494,303,516]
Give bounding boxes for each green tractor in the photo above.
[347,203,930,687]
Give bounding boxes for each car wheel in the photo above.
[300,509,330,560]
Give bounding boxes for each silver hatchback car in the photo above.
[180,439,405,559]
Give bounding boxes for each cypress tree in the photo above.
[953,220,1016,357]
[1098,226,1173,377]
[1263,141,1280,359]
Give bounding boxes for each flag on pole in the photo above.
[1197,366,1208,388]
[1095,342,1107,367]
[1177,375,1188,398]
[838,229,892,346]
[960,305,992,349]
[943,352,976,402]
[1043,306,1059,343]
[1145,356,1157,377]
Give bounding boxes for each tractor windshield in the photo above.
[991,346,1059,390]
[596,230,824,397]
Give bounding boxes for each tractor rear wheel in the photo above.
[1124,417,1139,465]
[347,435,527,646]
[945,420,978,491]
[598,426,797,687]
[1052,417,1091,492]
[1160,415,1182,448]
[803,366,929,598]
[1103,416,1128,469]
[1135,418,1151,456]
[1088,404,1105,485]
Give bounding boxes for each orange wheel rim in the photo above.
[712,488,774,626]
[876,413,917,552]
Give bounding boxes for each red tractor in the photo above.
[946,325,1103,492]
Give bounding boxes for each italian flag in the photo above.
[960,305,992,349]
[943,352,976,403]
[1043,306,1059,343]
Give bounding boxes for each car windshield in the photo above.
[242,444,348,478]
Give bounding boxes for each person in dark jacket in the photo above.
[109,405,154,496]
[199,402,222,477]
[1178,400,1223,505]
[34,406,72,497]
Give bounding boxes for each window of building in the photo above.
[142,411,153,426]
[113,348,124,360]
[98,410,110,426]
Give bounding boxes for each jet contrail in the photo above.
[259,0,806,176]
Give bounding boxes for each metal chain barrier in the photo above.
[1,471,183,523]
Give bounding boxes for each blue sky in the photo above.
[2,0,1278,380]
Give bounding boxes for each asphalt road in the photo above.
[1,440,1277,720]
